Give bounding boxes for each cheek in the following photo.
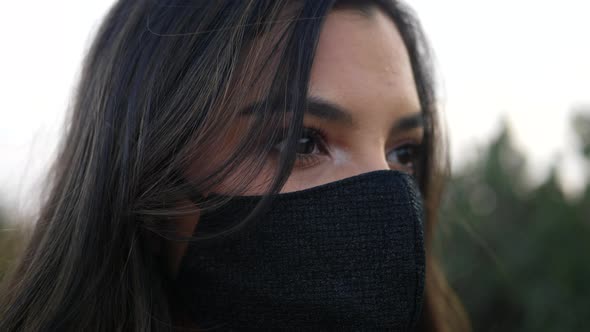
[331,148,353,166]
[281,169,333,192]
[280,146,365,193]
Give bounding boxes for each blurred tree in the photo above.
[438,115,590,331]
[572,107,590,159]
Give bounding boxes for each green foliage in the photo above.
[438,115,590,331]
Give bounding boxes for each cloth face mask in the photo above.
[173,170,426,331]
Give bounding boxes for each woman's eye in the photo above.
[386,143,422,172]
[294,128,323,155]
[273,128,327,168]
[273,128,323,153]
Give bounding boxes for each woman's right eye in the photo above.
[273,128,328,169]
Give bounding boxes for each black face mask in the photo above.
[173,170,426,331]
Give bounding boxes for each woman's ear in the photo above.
[166,201,201,279]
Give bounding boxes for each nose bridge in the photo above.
[325,129,391,183]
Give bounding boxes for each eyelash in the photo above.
[272,127,422,173]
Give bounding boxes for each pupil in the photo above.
[397,147,412,165]
[297,137,315,154]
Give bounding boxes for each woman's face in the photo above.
[171,8,424,275]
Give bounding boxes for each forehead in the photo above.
[309,9,420,118]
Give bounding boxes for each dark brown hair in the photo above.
[0,0,469,330]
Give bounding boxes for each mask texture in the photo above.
[173,170,425,331]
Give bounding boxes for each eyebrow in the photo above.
[306,96,355,126]
[240,96,424,132]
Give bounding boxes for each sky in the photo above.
[0,0,589,213]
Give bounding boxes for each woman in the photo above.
[0,0,469,330]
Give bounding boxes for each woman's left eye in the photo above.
[386,143,422,172]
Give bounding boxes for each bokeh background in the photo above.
[1,1,589,331]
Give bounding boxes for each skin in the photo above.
[167,8,424,277]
